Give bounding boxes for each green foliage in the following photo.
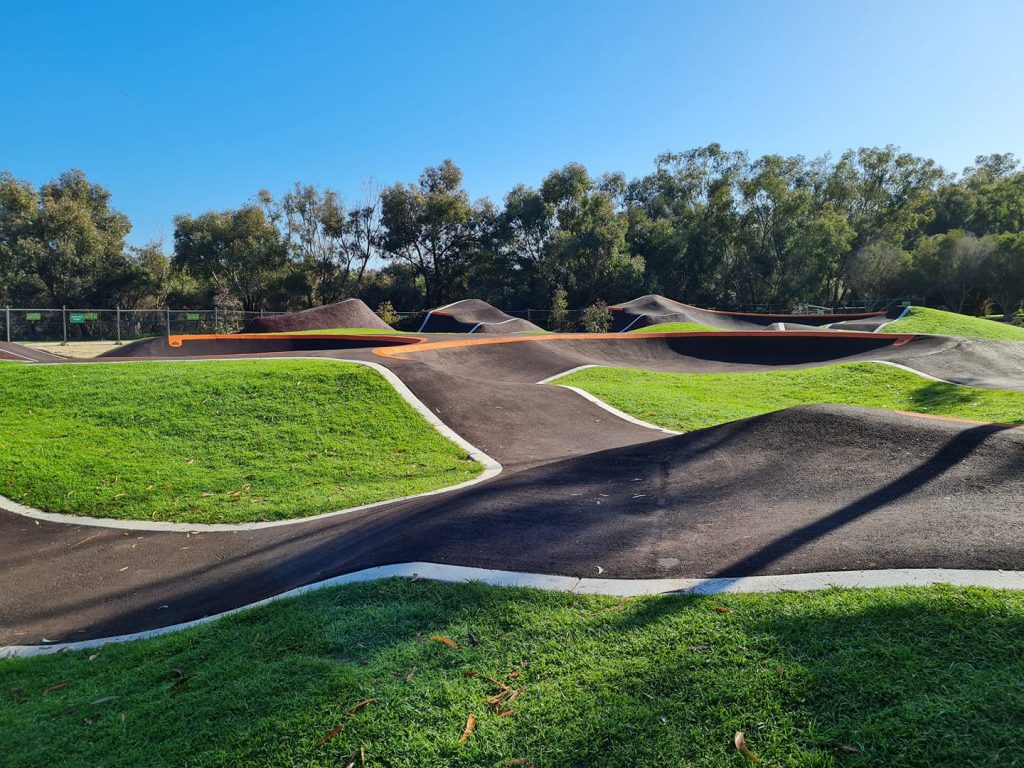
[375,300,400,326]
[882,306,1024,340]
[629,322,717,333]
[580,299,612,333]
[3,148,1024,317]
[3,579,1024,766]
[172,206,287,312]
[380,160,492,306]
[548,286,572,331]
[0,360,481,523]
[555,362,1024,433]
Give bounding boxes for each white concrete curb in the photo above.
[873,304,913,332]
[4,563,1022,657]
[0,357,501,532]
[537,364,681,435]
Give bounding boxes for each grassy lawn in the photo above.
[553,362,1024,432]
[0,360,481,524]
[882,306,1024,341]
[1,579,1022,767]
[290,327,405,335]
[629,322,719,333]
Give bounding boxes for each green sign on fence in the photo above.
[69,313,86,324]
[25,312,41,321]
[186,313,201,321]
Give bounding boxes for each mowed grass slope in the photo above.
[554,362,1024,432]
[629,322,719,333]
[2,579,1023,767]
[882,306,1024,340]
[0,360,481,524]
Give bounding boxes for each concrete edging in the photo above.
[3,563,1022,657]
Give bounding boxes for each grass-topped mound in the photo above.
[882,306,1024,341]
[628,322,719,333]
[0,360,482,524]
[553,362,1024,432]
[2,579,1022,766]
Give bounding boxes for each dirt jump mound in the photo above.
[417,299,543,334]
[241,299,392,333]
[610,294,886,332]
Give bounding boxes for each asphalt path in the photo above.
[1,331,1023,645]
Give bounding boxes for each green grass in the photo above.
[289,327,405,335]
[629,322,719,333]
[554,362,1024,432]
[0,360,482,524]
[882,306,1024,340]
[2,579,1023,767]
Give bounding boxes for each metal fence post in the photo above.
[214,307,218,333]
[116,306,122,345]
[62,305,67,344]
[5,306,9,343]
[166,307,171,337]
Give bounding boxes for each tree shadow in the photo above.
[4,579,1024,767]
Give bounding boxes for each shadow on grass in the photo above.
[2,579,1024,767]
[907,380,980,411]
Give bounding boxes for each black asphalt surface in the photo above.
[2,331,1023,645]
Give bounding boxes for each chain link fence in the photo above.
[0,308,286,343]
[1,300,918,342]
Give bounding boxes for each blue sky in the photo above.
[3,0,1023,246]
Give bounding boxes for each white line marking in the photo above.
[0,357,501,532]
[873,304,913,332]
[556,384,681,435]
[4,563,1022,657]
[617,314,647,333]
[866,359,958,385]
[465,317,522,334]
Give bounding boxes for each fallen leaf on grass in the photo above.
[185,459,195,466]
[714,605,732,614]
[463,671,479,679]
[458,714,476,744]
[314,723,345,748]
[430,635,458,650]
[496,708,514,717]
[468,631,481,646]
[43,682,67,695]
[345,698,379,717]
[734,731,760,762]
[835,744,861,753]
[405,667,417,682]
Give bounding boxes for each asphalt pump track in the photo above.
[2,330,1024,649]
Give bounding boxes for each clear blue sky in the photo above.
[3,0,1023,247]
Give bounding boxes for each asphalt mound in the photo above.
[241,299,392,333]
[390,332,922,384]
[0,342,67,362]
[610,294,885,332]
[417,299,543,334]
[99,334,415,358]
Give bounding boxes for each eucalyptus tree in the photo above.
[380,160,492,306]
[172,205,287,311]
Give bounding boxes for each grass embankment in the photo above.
[629,322,719,333]
[554,362,1024,432]
[0,360,481,524]
[290,327,404,335]
[882,306,1024,340]
[2,579,1022,767]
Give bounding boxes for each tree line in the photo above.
[3,144,1024,321]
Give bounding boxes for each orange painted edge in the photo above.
[166,333,426,349]
[892,410,1023,430]
[372,330,918,359]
